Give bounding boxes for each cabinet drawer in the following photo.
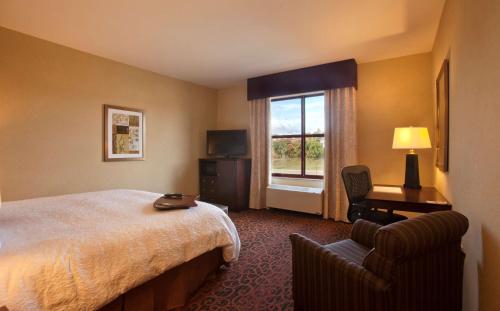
[200,195,216,203]
[199,158,251,211]
[201,176,217,185]
[201,188,216,195]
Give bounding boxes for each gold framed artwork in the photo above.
[103,105,145,161]
[436,59,449,172]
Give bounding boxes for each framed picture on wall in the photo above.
[103,105,145,161]
[436,59,449,171]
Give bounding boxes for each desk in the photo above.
[366,185,451,213]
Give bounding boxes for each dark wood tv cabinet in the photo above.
[199,158,251,212]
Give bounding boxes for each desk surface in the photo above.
[366,185,451,213]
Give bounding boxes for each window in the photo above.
[271,93,325,179]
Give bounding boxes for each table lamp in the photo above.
[392,127,431,189]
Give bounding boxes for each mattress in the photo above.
[0,190,240,310]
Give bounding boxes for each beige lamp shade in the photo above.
[392,127,431,151]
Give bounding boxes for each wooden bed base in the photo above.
[99,247,224,311]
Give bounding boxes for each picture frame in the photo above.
[103,105,145,161]
[436,59,449,172]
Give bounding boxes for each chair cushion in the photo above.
[324,239,370,266]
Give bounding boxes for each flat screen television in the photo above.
[207,130,247,157]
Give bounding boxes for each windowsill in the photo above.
[271,176,324,189]
[267,184,323,194]
[271,174,324,180]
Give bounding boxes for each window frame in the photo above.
[270,93,325,179]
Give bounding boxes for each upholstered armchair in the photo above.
[290,211,468,311]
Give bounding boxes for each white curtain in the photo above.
[249,98,269,209]
[323,87,358,221]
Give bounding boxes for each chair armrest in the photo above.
[290,233,390,311]
[351,219,382,249]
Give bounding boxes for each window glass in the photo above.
[270,97,301,135]
[305,137,325,176]
[271,137,302,175]
[305,95,325,134]
[270,94,325,178]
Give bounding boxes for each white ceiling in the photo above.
[0,0,444,89]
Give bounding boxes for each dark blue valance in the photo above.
[247,59,357,101]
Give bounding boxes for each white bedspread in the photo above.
[0,190,240,310]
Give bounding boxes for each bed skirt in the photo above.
[99,247,224,311]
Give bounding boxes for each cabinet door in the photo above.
[216,160,236,206]
[200,175,217,203]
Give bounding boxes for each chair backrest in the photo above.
[368,211,468,262]
[341,165,373,204]
[362,211,469,310]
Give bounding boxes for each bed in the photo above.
[0,190,240,310]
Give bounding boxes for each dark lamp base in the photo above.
[404,153,421,189]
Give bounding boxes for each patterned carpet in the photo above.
[183,208,352,311]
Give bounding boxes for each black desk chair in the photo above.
[341,165,407,225]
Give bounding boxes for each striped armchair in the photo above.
[290,211,469,311]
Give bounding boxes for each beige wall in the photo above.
[216,81,249,131]
[0,27,217,201]
[432,0,500,310]
[216,81,251,157]
[358,53,434,186]
[216,53,435,187]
